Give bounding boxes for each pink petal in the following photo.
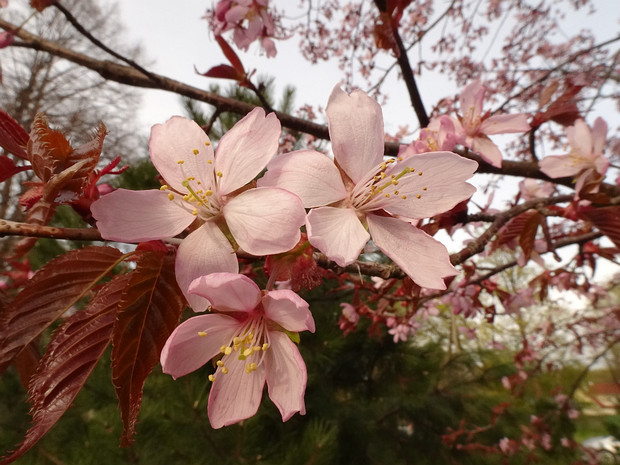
[471,135,503,168]
[306,206,370,267]
[175,222,239,312]
[372,151,477,219]
[326,86,384,184]
[215,108,281,196]
[567,119,592,158]
[367,214,457,290]
[208,353,266,428]
[160,314,240,379]
[480,113,530,135]
[223,187,304,255]
[264,331,307,421]
[91,189,194,242]
[189,272,261,313]
[459,80,485,132]
[149,116,216,194]
[262,290,315,333]
[257,150,347,208]
[539,155,580,178]
[224,4,249,23]
[591,117,607,156]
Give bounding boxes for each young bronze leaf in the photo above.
[27,113,73,182]
[0,109,29,160]
[580,206,620,249]
[0,274,129,465]
[492,210,540,250]
[518,211,542,263]
[0,246,123,375]
[112,247,186,447]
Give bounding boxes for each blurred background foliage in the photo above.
[1,62,618,463]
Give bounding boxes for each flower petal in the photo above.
[539,154,582,178]
[215,108,281,196]
[367,214,457,289]
[459,80,485,131]
[257,150,347,208]
[175,222,239,312]
[208,354,266,428]
[189,272,261,314]
[326,86,384,183]
[567,119,592,158]
[149,116,215,193]
[160,314,240,379]
[470,135,503,168]
[480,113,530,135]
[223,187,304,255]
[591,117,607,156]
[306,206,370,267]
[264,331,307,421]
[91,189,195,242]
[262,290,315,333]
[372,152,477,219]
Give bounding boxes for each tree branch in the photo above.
[1,18,619,200]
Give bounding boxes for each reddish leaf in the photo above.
[0,155,30,182]
[29,0,55,11]
[580,206,620,249]
[518,211,542,263]
[532,81,583,129]
[13,343,40,389]
[112,248,186,446]
[0,246,123,375]
[214,34,245,76]
[198,64,245,81]
[0,275,129,465]
[493,210,541,250]
[27,114,105,193]
[0,109,29,160]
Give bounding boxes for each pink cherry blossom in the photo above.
[259,85,478,290]
[399,115,462,156]
[539,117,609,195]
[454,80,530,168]
[160,272,315,428]
[91,108,305,311]
[209,0,277,57]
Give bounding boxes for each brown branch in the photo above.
[450,194,574,267]
[373,0,429,128]
[0,18,329,140]
[0,219,102,241]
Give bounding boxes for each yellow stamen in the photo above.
[208,374,216,382]
[222,367,229,374]
[416,194,421,199]
[198,331,207,337]
[216,360,224,367]
[160,185,168,191]
[177,160,184,164]
[192,149,199,155]
[168,193,174,201]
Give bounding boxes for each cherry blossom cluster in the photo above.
[205,0,278,57]
[90,78,614,429]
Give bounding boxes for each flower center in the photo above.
[201,316,271,382]
[350,158,428,211]
[159,144,224,219]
